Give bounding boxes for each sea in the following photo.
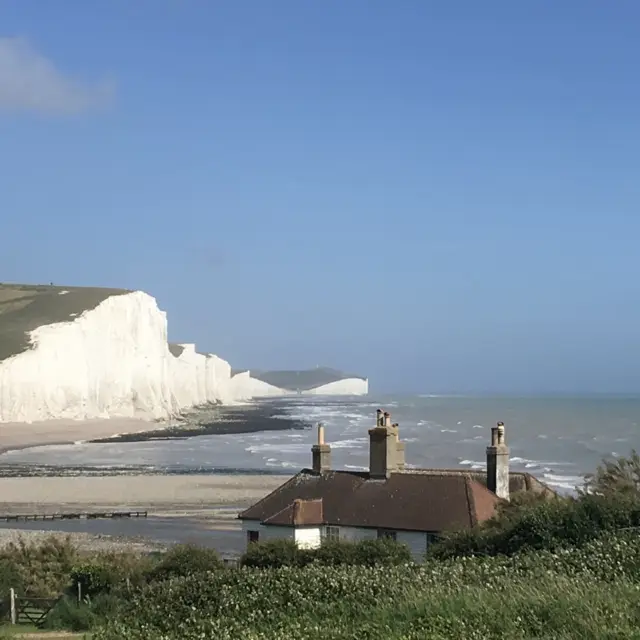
[2,394,640,493]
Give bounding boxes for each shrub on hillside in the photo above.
[71,551,152,598]
[92,533,640,640]
[583,449,640,496]
[145,544,223,583]
[0,536,79,597]
[240,537,412,569]
[240,539,299,569]
[430,489,640,559]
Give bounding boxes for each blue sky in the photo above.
[1,1,638,394]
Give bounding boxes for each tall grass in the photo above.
[92,533,640,639]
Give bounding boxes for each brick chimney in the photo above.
[486,421,509,500]
[393,423,405,471]
[311,423,331,473]
[368,410,397,479]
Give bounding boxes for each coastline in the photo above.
[0,473,290,555]
[0,398,310,459]
[0,402,302,554]
[0,417,157,457]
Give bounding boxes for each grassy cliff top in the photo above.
[0,283,130,362]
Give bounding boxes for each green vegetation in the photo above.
[0,283,129,362]
[93,533,640,639]
[240,537,411,568]
[3,452,640,638]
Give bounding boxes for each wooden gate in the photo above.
[15,596,61,627]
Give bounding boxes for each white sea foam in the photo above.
[459,459,485,467]
[329,438,368,450]
[543,473,583,491]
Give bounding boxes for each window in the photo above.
[377,529,397,541]
[324,526,340,541]
[425,532,440,552]
[247,530,259,544]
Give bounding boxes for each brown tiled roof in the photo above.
[402,468,554,497]
[239,469,502,533]
[263,498,324,526]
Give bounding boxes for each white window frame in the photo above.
[324,526,340,541]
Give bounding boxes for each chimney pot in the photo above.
[311,424,331,473]
[486,421,509,500]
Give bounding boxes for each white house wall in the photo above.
[328,526,426,561]
[240,521,428,562]
[241,521,294,547]
[294,526,322,549]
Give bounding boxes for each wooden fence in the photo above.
[0,510,148,522]
[0,589,62,627]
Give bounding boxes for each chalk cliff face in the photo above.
[0,285,368,424]
[0,290,177,422]
[0,288,274,423]
[248,368,369,397]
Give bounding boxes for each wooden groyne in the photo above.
[0,510,148,522]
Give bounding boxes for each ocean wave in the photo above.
[246,443,308,454]
[459,459,485,468]
[329,438,368,450]
[543,472,583,491]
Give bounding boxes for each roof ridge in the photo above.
[237,471,309,520]
[263,502,295,525]
[464,476,477,527]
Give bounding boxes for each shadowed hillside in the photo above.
[0,283,130,362]
[250,367,367,391]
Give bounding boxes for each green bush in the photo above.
[240,537,412,569]
[0,536,79,597]
[42,596,97,632]
[42,592,125,632]
[71,551,153,598]
[145,544,223,583]
[241,538,299,569]
[430,490,640,559]
[92,532,640,640]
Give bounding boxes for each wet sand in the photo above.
[0,417,157,455]
[0,474,290,554]
[0,400,309,457]
[0,474,287,515]
[0,401,304,554]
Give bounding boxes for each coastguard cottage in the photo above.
[238,410,552,561]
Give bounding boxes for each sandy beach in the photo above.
[0,407,300,553]
[0,417,160,454]
[0,474,287,515]
[0,474,289,554]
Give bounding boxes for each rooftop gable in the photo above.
[263,498,324,527]
[239,469,501,533]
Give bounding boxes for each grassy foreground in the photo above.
[5,452,640,638]
[92,534,640,640]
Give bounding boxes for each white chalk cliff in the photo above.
[0,286,367,424]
